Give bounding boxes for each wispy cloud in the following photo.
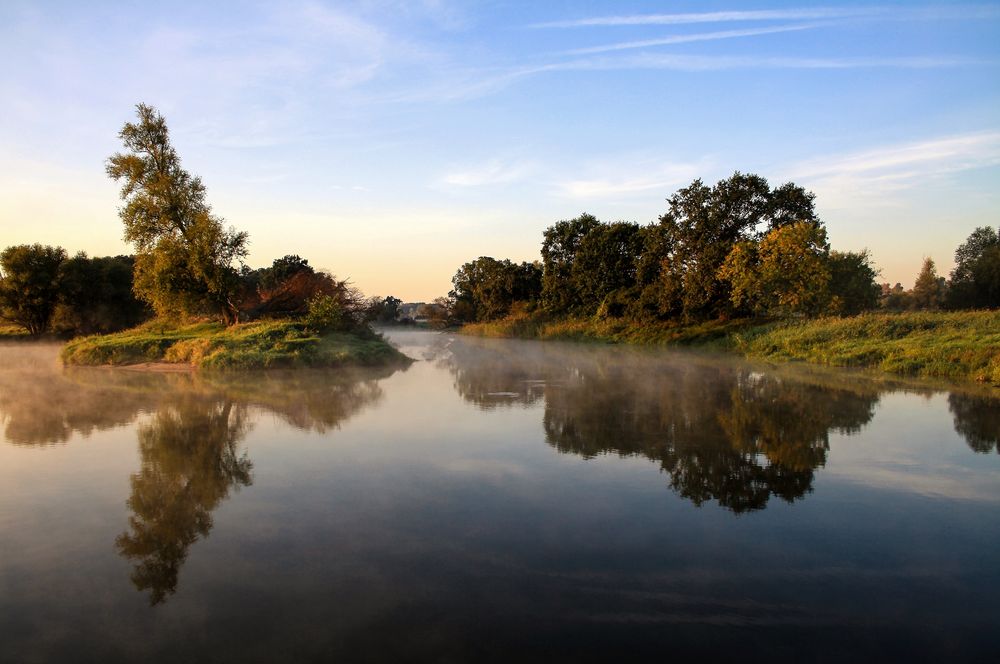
[389,50,985,106]
[563,23,824,56]
[530,5,1000,28]
[788,131,1000,207]
[532,8,885,28]
[557,53,988,72]
[440,158,535,187]
[555,158,707,199]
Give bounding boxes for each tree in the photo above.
[572,221,644,317]
[657,173,819,320]
[366,295,402,324]
[540,213,601,313]
[256,255,313,291]
[107,104,248,324]
[826,250,881,315]
[880,282,911,311]
[946,226,1000,309]
[52,253,150,335]
[450,257,542,322]
[0,244,67,335]
[719,221,831,316]
[911,257,946,310]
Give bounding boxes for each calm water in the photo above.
[1,330,998,663]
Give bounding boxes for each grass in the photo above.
[0,323,33,340]
[462,310,1000,385]
[61,319,411,370]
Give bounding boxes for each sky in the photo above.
[1,1,998,301]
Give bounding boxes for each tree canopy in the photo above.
[0,244,67,335]
[450,257,542,322]
[656,172,819,320]
[107,104,248,324]
[443,173,890,325]
[947,226,1000,309]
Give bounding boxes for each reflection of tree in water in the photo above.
[0,345,406,603]
[949,393,1000,454]
[447,339,880,513]
[116,396,253,605]
[445,340,547,410]
[206,368,395,433]
[0,346,162,445]
[109,369,397,604]
[0,349,399,445]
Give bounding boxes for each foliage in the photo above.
[248,263,359,321]
[572,221,644,317]
[366,295,402,324]
[53,253,150,335]
[880,282,911,311]
[107,103,248,324]
[450,256,542,322]
[540,213,600,313]
[0,244,67,335]
[656,173,818,320]
[911,257,946,310]
[946,226,1000,309]
[720,221,831,316]
[826,250,881,315]
[448,174,878,326]
[304,294,348,333]
[256,254,312,291]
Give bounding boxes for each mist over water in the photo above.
[1,332,998,662]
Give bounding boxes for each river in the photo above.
[1,330,998,662]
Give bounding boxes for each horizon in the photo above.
[2,1,999,301]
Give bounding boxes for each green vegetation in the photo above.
[61,320,409,370]
[107,103,248,324]
[444,173,886,327]
[462,310,1000,384]
[0,323,30,339]
[736,311,1000,383]
[439,172,997,384]
[0,244,68,335]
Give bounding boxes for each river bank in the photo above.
[460,310,1000,385]
[61,319,410,370]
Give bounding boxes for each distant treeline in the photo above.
[0,246,403,337]
[442,173,1000,325]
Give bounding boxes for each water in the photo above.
[1,330,998,662]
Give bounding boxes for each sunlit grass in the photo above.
[0,323,30,338]
[61,319,410,370]
[462,310,1000,384]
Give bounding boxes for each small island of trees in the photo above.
[0,104,407,369]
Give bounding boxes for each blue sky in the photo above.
[2,1,998,301]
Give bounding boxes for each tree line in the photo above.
[445,173,999,324]
[0,244,407,337]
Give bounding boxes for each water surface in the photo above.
[1,331,998,662]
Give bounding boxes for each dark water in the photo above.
[1,330,998,663]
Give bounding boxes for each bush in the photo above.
[305,294,347,333]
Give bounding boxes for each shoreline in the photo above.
[459,310,1000,386]
[61,320,412,371]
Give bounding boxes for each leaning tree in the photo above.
[107,104,248,324]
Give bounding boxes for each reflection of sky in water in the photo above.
[0,333,998,662]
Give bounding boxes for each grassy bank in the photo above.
[0,324,34,340]
[61,320,410,370]
[461,310,1000,384]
